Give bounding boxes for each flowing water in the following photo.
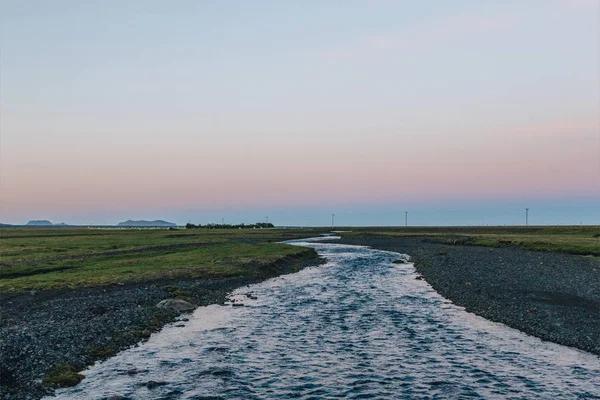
[51,237,600,399]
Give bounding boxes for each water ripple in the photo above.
[49,239,600,399]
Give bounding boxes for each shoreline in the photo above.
[336,234,600,356]
[0,251,324,400]
[2,233,598,398]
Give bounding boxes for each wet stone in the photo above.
[145,380,167,389]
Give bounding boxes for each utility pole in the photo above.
[331,213,335,228]
[222,218,224,226]
[525,208,529,227]
[265,216,268,224]
[405,211,408,227]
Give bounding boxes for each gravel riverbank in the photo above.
[336,235,600,356]
[0,251,323,400]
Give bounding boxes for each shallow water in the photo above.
[51,238,600,399]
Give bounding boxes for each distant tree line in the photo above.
[185,222,274,229]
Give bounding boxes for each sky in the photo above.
[1,0,599,226]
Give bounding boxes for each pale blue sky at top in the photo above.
[1,0,599,226]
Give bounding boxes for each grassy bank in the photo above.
[0,227,321,292]
[1,227,324,399]
[338,226,600,256]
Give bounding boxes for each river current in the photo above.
[51,237,599,399]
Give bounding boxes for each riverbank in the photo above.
[2,228,598,398]
[0,251,323,399]
[0,228,324,399]
[336,234,600,355]
[42,239,600,400]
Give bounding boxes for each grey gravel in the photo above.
[0,253,323,400]
[336,235,600,355]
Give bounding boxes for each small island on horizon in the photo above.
[0,219,179,227]
[25,220,68,226]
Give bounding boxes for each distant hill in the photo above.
[26,220,53,226]
[117,220,177,227]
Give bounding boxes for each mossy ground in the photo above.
[0,228,320,292]
[0,228,324,399]
[42,365,84,388]
[340,226,600,256]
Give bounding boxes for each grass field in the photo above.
[339,226,600,256]
[2,225,598,292]
[0,228,321,292]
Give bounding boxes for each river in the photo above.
[50,237,600,399]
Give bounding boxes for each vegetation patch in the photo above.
[42,364,84,388]
[340,226,600,257]
[0,228,320,292]
[87,346,115,359]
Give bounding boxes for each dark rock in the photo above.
[140,330,151,338]
[145,380,167,389]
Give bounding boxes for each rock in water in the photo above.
[145,380,167,389]
[156,299,196,313]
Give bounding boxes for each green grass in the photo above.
[339,226,600,256]
[7,225,594,292]
[0,228,315,266]
[0,228,320,292]
[42,365,84,388]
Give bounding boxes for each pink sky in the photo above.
[1,0,599,225]
[2,118,598,219]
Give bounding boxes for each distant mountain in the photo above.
[117,220,177,227]
[55,222,69,226]
[26,220,53,226]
